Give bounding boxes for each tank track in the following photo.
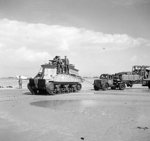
[27,78,82,95]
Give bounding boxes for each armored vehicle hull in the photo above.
[28,77,82,95]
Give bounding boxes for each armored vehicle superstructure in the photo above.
[28,56,82,95]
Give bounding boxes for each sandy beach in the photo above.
[0,82,150,141]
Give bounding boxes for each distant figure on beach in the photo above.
[18,76,22,89]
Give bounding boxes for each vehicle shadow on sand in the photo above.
[23,91,75,96]
[23,91,56,96]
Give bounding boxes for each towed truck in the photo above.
[115,65,150,89]
[115,72,142,87]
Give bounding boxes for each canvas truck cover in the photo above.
[122,74,140,81]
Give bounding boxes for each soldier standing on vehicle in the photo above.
[53,56,60,74]
[53,56,58,65]
[59,59,64,74]
[65,56,69,74]
[61,59,65,74]
[57,56,61,74]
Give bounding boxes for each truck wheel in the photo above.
[127,83,132,87]
[102,83,108,91]
[119,83,125,90]
[111,86,116,90]
[129,82,133,87]
[148,81,150,89]
[130,84,133,88]
[94,85,100,91]
[77,84,82,91]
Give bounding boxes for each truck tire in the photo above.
[128,81,133,87]
[77,84,82,91]
[94,85,100,91]
[148,81,150,89]
[119,83,125,90]
[93,80,101,91]
[130,84,133,87]
[111,86,116,90]
[127,83,133,87]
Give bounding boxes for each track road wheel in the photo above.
[61,87,66,93]
[69,87,74,93]
[64,85,69,93]
[72,85,77,92]
[119,83,125,90]
[102,83,108,91]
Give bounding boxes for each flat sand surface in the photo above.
[0,83,150,141]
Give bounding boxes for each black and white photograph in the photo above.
[0,0,150,140]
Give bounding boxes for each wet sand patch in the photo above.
[30,100,99,113]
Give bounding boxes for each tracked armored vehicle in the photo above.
[28,56,82,95]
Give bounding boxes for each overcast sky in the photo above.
[0,0,150,77]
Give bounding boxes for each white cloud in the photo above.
[0,18,147,53]
[0,43,3,49]
[15,47,50,62]
[0,18,149,77]
[131,55,138,62]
